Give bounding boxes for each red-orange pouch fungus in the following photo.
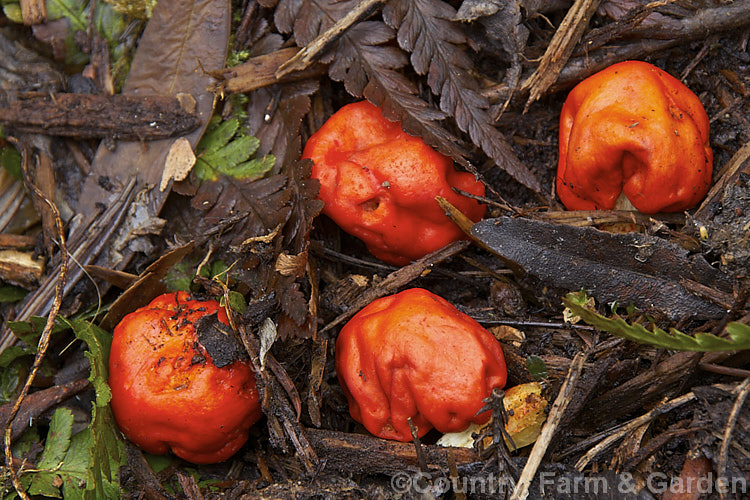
[109,292,262,464]
[335,288,507,441]
[557,60,712,213]
[302,101,486,266]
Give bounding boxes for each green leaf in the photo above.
[194,117,273,182]
[225,291,247,315]
[101,0,157,20]
[207,260,228,281]
[219,155,275,181]
[27,408,75,498]
[12,426,40,460]
[7,316,60,350]
[1,2,24,23]
[562,291,750,352]
[37,408,75,469]
[525,355,548,381]
[199,118,240,154]
[0,142,22,180]
[202,135,257,169]
[164,260,196,292]
[61,318,125,500]
[0,345,33,368]
[144,453,173,474]
[0,360,21,404]
[0,285,28,303]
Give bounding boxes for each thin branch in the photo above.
[4,141,69,500]
[275,0,384,78]
[574,391,697,471]
[510,352,586,500]
[716,378,750,496]
[521,0,602,111]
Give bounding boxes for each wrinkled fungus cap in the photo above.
[556,60,712,214]
[335,288,507,441]
[302,101,486,265]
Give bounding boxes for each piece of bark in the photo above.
[588,351,730,426]
[0,234,35,250]
[306,428,479,475]
[83,266,138,290]
[0,92,200,140]
[0,249,44,289]
[218,47,328,94]
[470,217,731,320]
[22,137,56,256]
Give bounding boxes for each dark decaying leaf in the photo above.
[195,312,249,368]
[280,1,470,167]
[456,0,528,107]
[383,0,541,192]
[248,81,320,168]
[471,217,732,320]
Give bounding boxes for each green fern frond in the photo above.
[562,290,750,352]
[195,118,274,182]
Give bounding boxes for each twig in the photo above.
[510,352,586,500]
[408,418,429,473]
[4,144,69,500]
[699,363,750,379]
[275,0,384,79]
[521,0,602,110]
[574,391,697,471]
[447,450,467,500]
[0,92,200,140]
[19,0,46,25]
[716,378,750,499]
[219,48,328,95]
[176,472,204,500]
[319,239,471,333]
[694,139,750,220]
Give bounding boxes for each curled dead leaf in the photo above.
[275,251,307,278]
[437,382,548,450]
[160,138,196,191]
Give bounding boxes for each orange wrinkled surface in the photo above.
[335,288,507,441]
[556,60,713,213]
[109,292,262,464]
[302,101,486,266]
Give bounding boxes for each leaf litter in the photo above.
[1,0,750,498]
